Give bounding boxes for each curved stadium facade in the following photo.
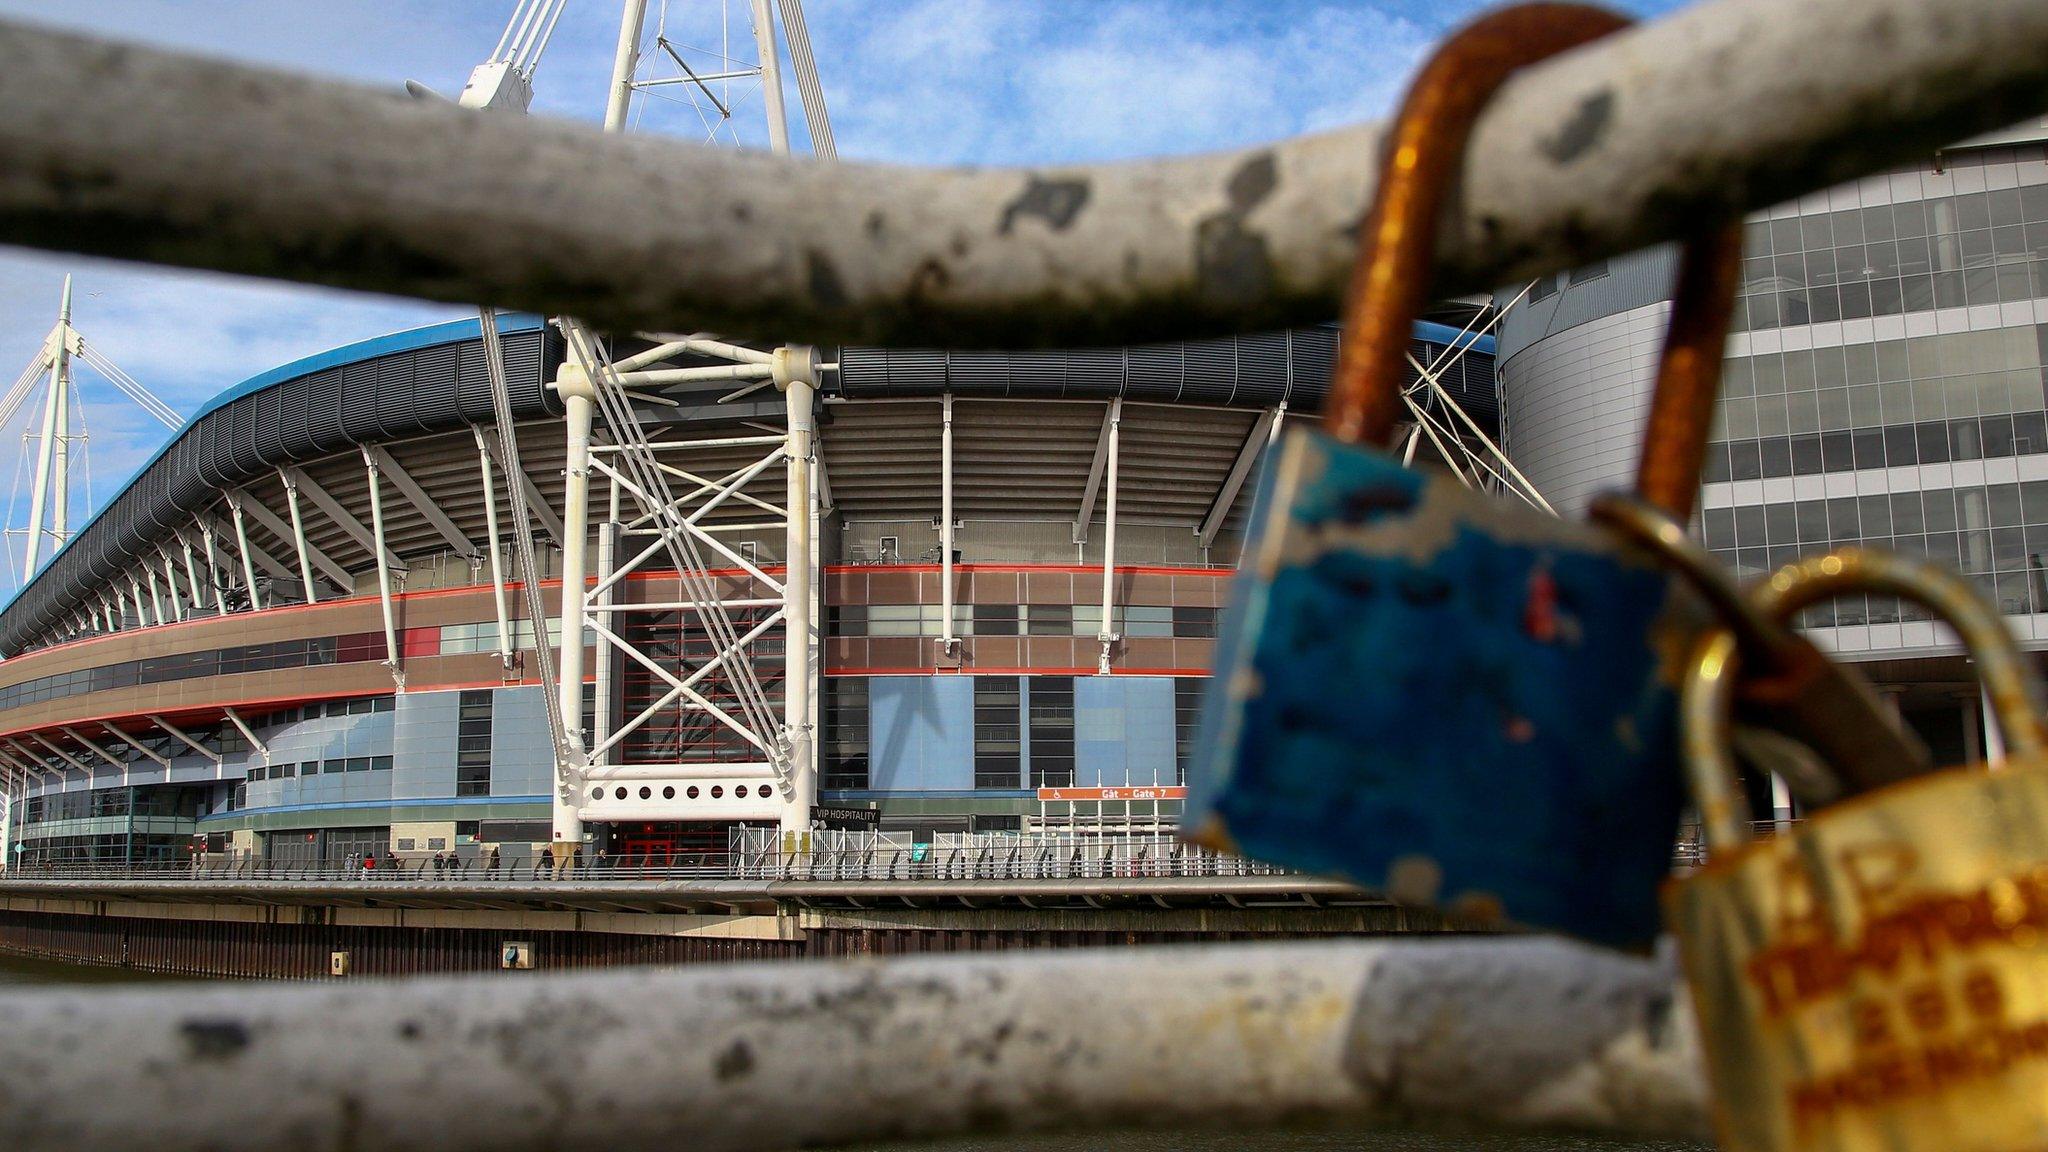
[1500,126,2048,768]
[0,311,1495,865]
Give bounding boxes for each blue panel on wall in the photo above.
[1076,677,1180,788]
[868,677,973,792]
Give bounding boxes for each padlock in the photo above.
[1185,1,1938,947]
[1183,3,1742,948]
[1668,548,2048,1152]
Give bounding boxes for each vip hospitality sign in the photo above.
[811,805,881,830]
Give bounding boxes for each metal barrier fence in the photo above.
[0,836,1293,885]
[0,0,2043,1148]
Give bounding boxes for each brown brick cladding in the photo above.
[0,564,1222,736]
[824,565,1226,675]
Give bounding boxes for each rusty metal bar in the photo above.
[0,0,2043,349]
[0,937,1708,1151]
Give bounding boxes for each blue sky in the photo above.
[0,0,1692,587]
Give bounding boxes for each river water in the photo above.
[0,954,1713,1151]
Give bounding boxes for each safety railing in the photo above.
[0,0,2043,1149]
[0,837,1294,885]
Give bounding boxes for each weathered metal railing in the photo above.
[0,0,2043,348]
[1,838,1294,885]
[0,0,2044,1147]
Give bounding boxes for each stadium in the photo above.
[1499,123,2048,775]
[0,306,1498,866]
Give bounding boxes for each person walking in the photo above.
[487,845,502,876]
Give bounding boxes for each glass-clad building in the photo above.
[1498,120,2048,764]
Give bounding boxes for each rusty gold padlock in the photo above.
[1668,548,2048,1152]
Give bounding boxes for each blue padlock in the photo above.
[1187,433,1709,946]
[1183,3,1742,949]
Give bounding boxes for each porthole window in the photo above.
[589,788,602,801]
[686,786,699,799]
[735,785,749,799]
[710,786,724,799]
[614,787,628,800]
[662,786,675,799]
[638,786,652,800]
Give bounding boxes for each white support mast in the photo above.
[22,277,73,581]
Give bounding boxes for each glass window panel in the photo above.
[1819,430,1855,471]
[1727,440,1763,481]
[1755,394,1790,437]
[1753,356,1785,395]
[1759,438,1793,478]
[1765,504,1798,545]
[1816,388,1852,432]
[1915,422,1951,465]
[1875,341,1911,382]
[1786,392,1820,436]
[1734,505,1767,547]
[1789,434,1824,475]
[1838,280,1872,319]
[1723,397,1758,439]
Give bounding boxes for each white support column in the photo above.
[360,448,404,690]
[748,0,792,156]
[280,471,320,604]
[593,520,618,765]
[939,392,958,659]
[474,427,515,669]
[222,707,269,764]
[21,279,69,582]
[601,0,649,133]
[1097,398,1122,676]
[195,521,228,614]
[30,732,91,776]
[779,360,816,833]
[363,444,478,560]
[1073,401,1117,545]
[148,715,222,766]
[59,725,128,785]
[157,548,183,620]
[553,385,595,847]
[225,495,263,611]
[178,534,203,611]
[1197,407,1279,551]
[143,567,165,625]
[129,576,154,627]
[282,465,405,575]
[110,723,169,769]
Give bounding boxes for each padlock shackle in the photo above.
[1750,550,2048,761]
[1683,548,2048,852]
[1325,3,1629,447]
[1632,228,1744,520]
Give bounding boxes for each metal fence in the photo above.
[1,834,1293,885]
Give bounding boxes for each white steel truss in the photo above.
[551,322,822,837]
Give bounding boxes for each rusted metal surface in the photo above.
[0,937,1708,1150]
[1328,3,1627,446]
[1632,225,1744,521]
[1746,549,2048,760]
[0,0,2044,348]
[1590,494,1933,798]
